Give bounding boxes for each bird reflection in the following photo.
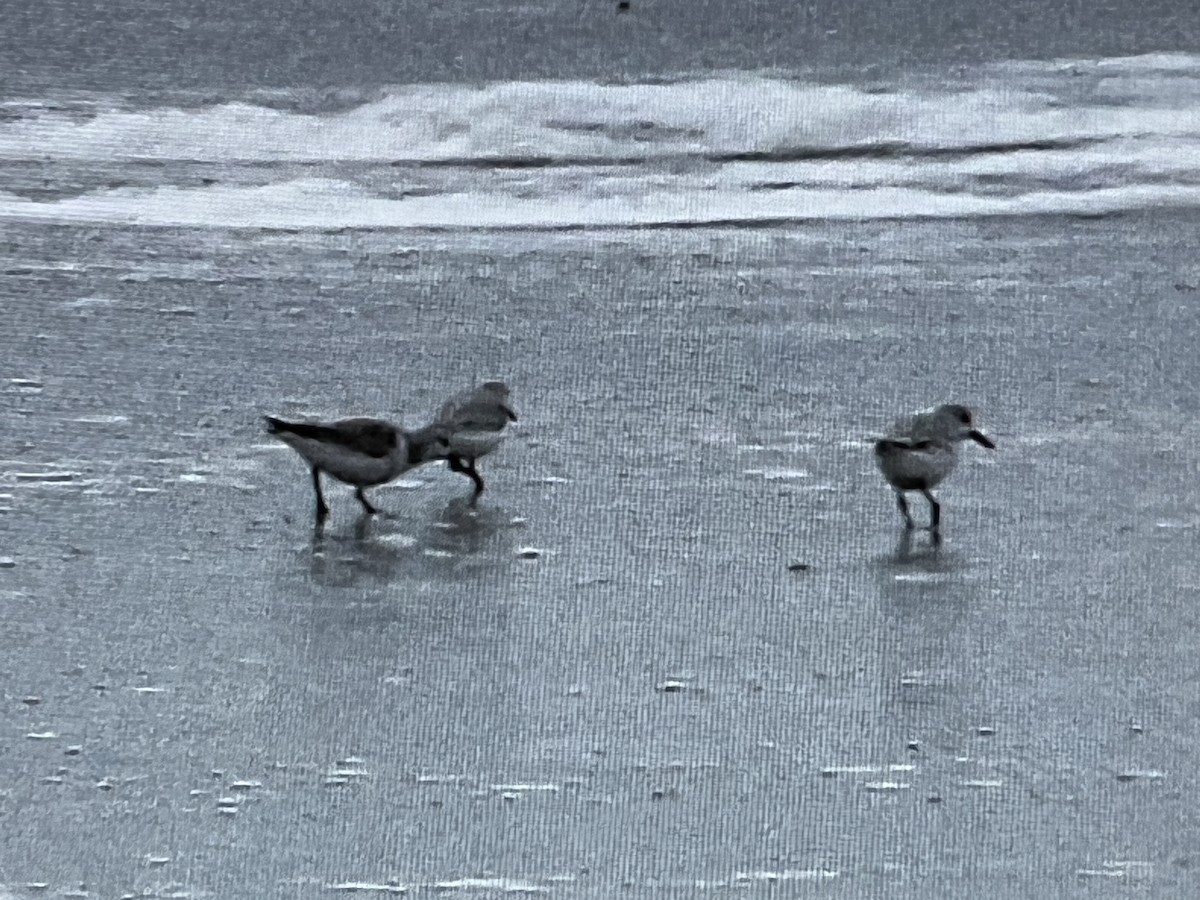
[892,526,942,563]
[301,498,518,587]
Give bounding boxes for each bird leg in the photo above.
[921,488,941,532]
[312,468,330,522]
[895,492,915,530]
[355,486,378,515]
[448,455,486,506]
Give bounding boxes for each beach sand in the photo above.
[2,212,1198,895]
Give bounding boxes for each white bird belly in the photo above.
[280,435,405,486]
[877,442,957,491]
[447,429,505,460]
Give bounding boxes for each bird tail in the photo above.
[264,416,323,440]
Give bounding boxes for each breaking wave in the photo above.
[1,53,1198,229]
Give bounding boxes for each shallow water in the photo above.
[2,213,1199,896]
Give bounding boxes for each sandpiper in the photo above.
[264,415,448,521]
[874,403,995,533]
[416,381,518,506]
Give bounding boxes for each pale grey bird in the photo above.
[874,403,995,532]
[264,415,448,521]
[412,381,518,506]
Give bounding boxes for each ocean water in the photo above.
[3,8,1200,898]
[3,0,1200,90]
[3,53,1200,229]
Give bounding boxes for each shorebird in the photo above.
[264,415,448,522]
[417,381,518,506]
[874,403,995,533]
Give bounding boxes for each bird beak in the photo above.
[969,429,995,449]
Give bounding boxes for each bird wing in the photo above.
[274,418,397,458]
[889,408,940,442]
[437,384,515,432]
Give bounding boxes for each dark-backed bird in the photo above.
[264,415,448,521]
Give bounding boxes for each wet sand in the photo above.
[2,213,1199,896]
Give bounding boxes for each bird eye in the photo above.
[958,409,971,424]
